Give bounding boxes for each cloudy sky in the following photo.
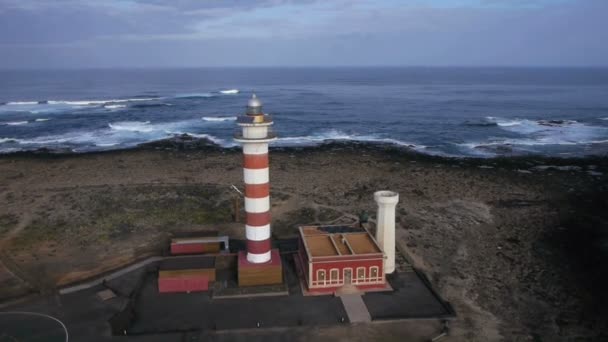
[0,0,606,68]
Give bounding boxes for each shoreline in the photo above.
[2,135,608,169]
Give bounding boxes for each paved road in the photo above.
[340,294,371,323]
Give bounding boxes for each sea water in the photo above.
[1,67,607,157]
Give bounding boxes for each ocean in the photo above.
[1,67,608,158]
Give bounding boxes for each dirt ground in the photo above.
[1,141,607,341]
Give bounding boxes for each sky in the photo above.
[0,0,606,68]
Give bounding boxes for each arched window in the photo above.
[356,267,366,283]
[370,266,379,281]
[343,268,353,284]
[330,269,339,284]
[317,269,326,285]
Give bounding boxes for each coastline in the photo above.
[2,134,608,167]
[0,136,607,340]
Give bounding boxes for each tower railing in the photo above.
[233,130,277,141]
[237,114,273,124]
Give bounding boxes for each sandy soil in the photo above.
[0,140,607,341]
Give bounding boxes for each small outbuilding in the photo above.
[296,225,386,293]
[158,256,216,293]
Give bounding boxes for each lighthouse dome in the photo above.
[248,94,262,107]
[246,94,263,115]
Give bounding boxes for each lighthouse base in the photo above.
[238,249,283,287]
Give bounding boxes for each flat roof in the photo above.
[171,236,227,244]
[159,256,216,271]
[300,225,383,258]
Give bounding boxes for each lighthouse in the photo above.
[234,95,283,285]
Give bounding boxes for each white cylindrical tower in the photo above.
[235,95,277,264]
[374,190,399,274]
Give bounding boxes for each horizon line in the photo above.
[1,65,608,71]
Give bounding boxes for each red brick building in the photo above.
[296,225,386,293]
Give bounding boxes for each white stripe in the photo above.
[244,168,269,184]
[243,142,268,155]
[243,126,269,139]
[246,224,271,241]
[244,196,270,213]
[0,312,69,342]
[247,250,271,263]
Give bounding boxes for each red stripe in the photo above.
[243,154,268,169]
[245,183,269,198]
[246,211,271,227]
[247,239,271,254]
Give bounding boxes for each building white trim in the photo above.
[355,266,366,284]
[317,269,326,286]
[330,268,340,285]
[343,267,353,285]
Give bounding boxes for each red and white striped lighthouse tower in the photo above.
[235,94,277,264]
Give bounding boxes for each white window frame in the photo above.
[316,269,326,286]
[343,267,353,285]
[356,266,366,284]
[330,268,340,285]
[370,266,380,283]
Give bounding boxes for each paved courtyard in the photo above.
[127,253,453,334]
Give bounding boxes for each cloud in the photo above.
[0,0,606,67]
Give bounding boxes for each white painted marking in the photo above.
[244,168,269,184]
[0,311,69,342]
[243,143,268,155]
[242,126,269,139]
[246,224,271,241]
[244,196,270,213]
[247,250,271,263]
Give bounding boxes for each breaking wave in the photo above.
[219,89,239,94]
[202,116,237,122]
[175,93,215,99]
[179,133,233,146]
[275,129,425,150]
[46,98,158,105]
[463,118,498,127]
[108,121,153,132]
[35,118,50,122]
[104,104,127,109]
[457,117,608,154]
[2,121,28,126]
[4,101,38,105]
[130,103,171,109]
[486,117,607,144]
[0,97,160,114]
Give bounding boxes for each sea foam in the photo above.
[104,104,127,109]
[458,117,608,155]
[274,129,424,150]
[202,116,237,122]
[108,121,153,132]
[220,89,239,94]
[175,93,215,99]
[3,121,29,126]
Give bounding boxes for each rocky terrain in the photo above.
[0,140,607,341]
